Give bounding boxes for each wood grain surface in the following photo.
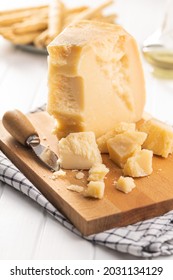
[0,111,173,236]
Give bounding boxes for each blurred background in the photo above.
[0,0,172,123]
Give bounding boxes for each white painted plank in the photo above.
[0,50,47,117]
[0,40,11,81]
[33,213,95,260]
[29,60,48,112]
[0,181,5,198]
[0,184,45,259]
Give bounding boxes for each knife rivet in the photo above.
[26,135,40,146]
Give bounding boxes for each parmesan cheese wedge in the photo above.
[47,20,146,139]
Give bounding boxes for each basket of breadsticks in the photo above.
[0,0,117,53]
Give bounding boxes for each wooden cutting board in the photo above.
[0,111,173,236]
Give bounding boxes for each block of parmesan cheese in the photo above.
[138,118,173,158]
[123,149,153,177]
[107,131,147,167]
[97,122,136,153]
[47,20,146,139]
[58,131,102,169]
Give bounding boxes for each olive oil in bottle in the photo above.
[142,47,173,79]
[142,0,173,79]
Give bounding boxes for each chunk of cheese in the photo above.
[84,181,105,199]
[58,131,102,169]
[123,149,153,177]
[116,176,136,193]
[88,163,109,181]
[138,118,173,158]
[107,131,147,167]
[47,20,146,138]
[97,122,136,153]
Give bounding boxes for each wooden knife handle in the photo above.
[2,109,39,146]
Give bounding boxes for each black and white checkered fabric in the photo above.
[1,151,173,258]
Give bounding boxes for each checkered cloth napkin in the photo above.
[1,106,173,258]
[1,153,173,258]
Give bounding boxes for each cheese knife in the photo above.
[2,109,59,171]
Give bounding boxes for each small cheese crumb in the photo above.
[84,181,105,199]
[75,171,85,180]
[116,176,136,194]
[88,163,109,181]
[51,169,66,180]
[113,180,117,186]
[67,185,84,193]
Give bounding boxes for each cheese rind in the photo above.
[58,131,102,169]
[47,20,146,138]
[123,149,153,177]
[138,118,173,158]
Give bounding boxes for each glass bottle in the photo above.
[142,0,173,79]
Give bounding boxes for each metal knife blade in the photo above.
[2,110,59,172]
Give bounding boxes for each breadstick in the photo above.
[34,29,49,48]
[65,6,88,15]
[93,14,117,24]
[63,2,115,29]
[0,5,48,16]
[0,8,48,27]
[71,0,114,24]
[3,29,41,45]
[13,18,48,35]
[0,26,11,36]
[0,1,116,48]
[48,0,66,38]
[35,28,63,47]
[62,9,89,29]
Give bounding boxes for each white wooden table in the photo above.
[0,0,173,260]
